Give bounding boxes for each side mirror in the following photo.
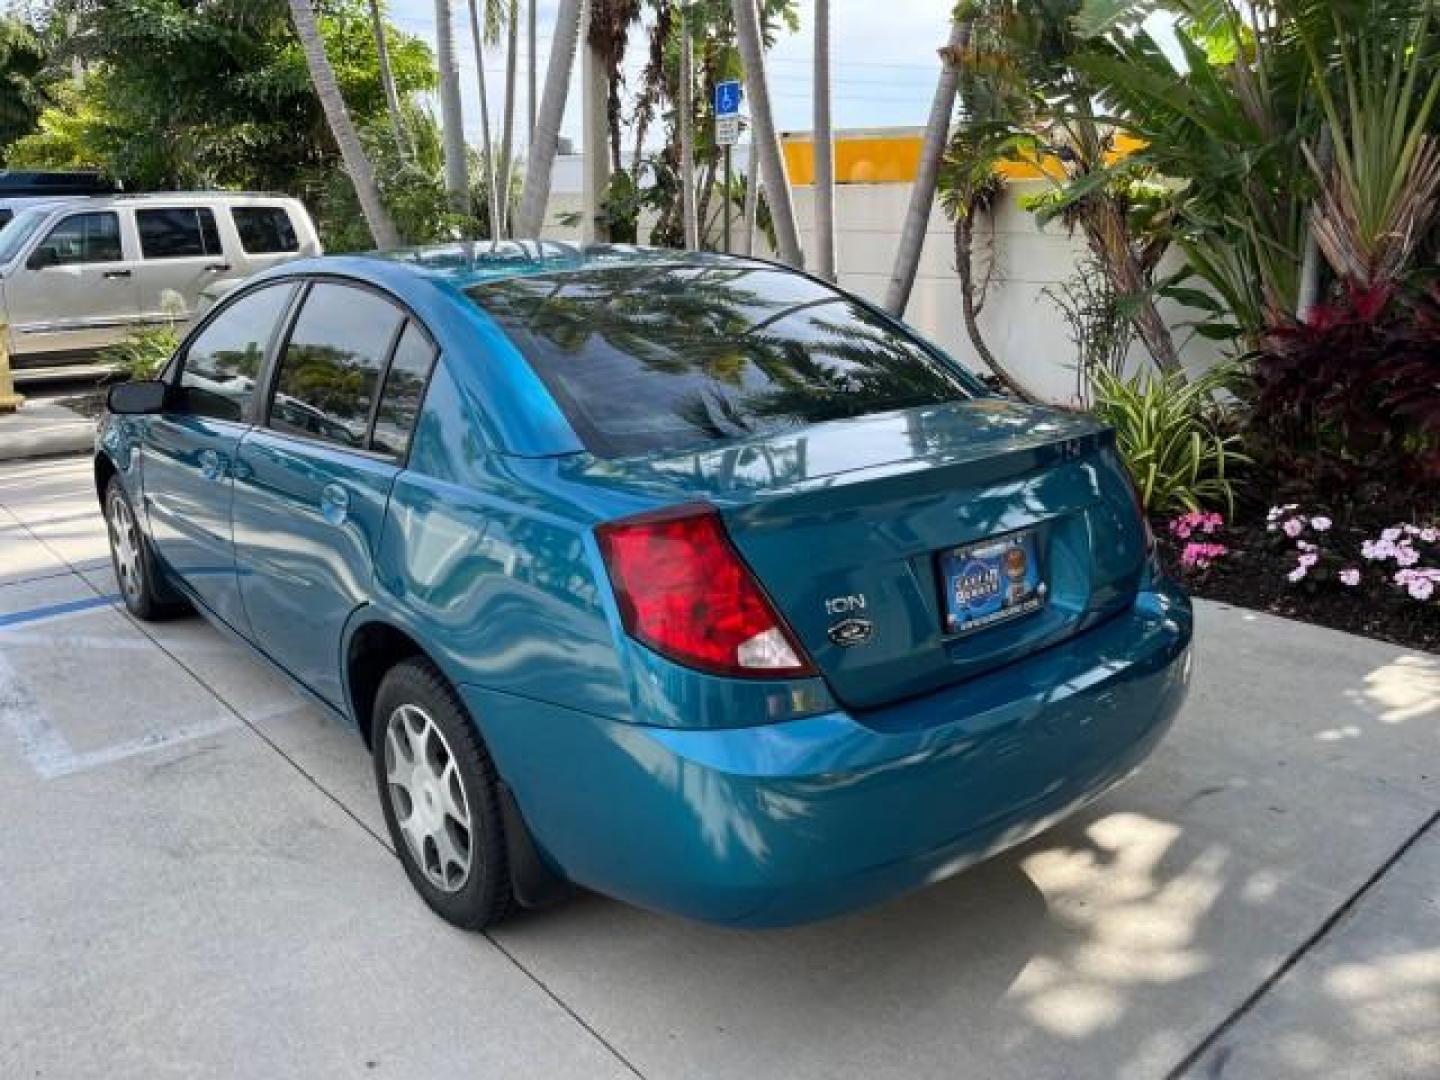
[107,380,168,415]
[27,246,58,271]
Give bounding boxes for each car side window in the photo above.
[177,283,296,422]
[137,207,223,259]
[231,206,299,254]
[267,283,404,451]
[371,322,437,458]
[33,211,122,265]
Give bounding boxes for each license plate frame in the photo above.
[938,528,1047,638]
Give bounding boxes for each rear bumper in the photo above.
[464,578,1192,927]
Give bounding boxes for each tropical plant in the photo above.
[1295,0,1440,287]
[100,323,183,381]
[367,0,411,157]
[1090,362,1250,514]
[0,17,50,159]
[1044,251,1133,404]
[812,0,835,279]
[432,0,469,214]
[1252,282,1440,496]
[290,0,400,248]
[955,0,1184,376]
[731,0,803,264]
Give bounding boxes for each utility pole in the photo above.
[581,0,612,243]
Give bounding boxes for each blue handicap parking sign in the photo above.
[714,80,743,117]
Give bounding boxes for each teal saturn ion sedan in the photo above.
[97,243,1192,929]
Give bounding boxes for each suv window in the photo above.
[178,283,296,422]
[137,207,223,259]
[232,206,299,254]
[34,211,122,265]
[371,322,437,458]
[268,283,404,450]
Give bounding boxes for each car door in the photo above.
[142,282,300,634]
[133,205,231,323]
[231,281,436,709]
[2,208,139,356]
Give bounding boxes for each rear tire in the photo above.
[104,477,187,620]
[372,658,514,929]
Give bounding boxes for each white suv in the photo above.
[0,192,321,362]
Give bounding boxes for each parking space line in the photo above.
[0,593,122,629]
[0,464,656,1078]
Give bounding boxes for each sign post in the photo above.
[714,80,743,254]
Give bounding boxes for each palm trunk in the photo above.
[434,0,469,214]
[466,0,501,238]
[1084,198,1182,377]
[527,0,537,144]
[884,18,966,315]
[289,0,400,249]
[813,0,836,281]
[730,0,802,266]
[368,0,410,157]
[955,216,1033,400]
[679,9,699,251]
[498,0,519,235]
[741,142,760,256]
[515,0,583,238]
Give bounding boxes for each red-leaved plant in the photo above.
[1253,283,1440,496]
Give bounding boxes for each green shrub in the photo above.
[1090,363,1249,516]
[99,323,181,381]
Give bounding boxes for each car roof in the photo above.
[22,192,303,212]
[288,241,774,290]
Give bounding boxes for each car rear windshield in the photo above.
[466,263,977,458]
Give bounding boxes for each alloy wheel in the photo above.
[382,704,474,893]
[107,490,144,605]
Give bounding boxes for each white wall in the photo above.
[540,172,1223,405]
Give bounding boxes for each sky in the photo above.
[388,0,955,150]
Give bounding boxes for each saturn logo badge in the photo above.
[827,617,874,648]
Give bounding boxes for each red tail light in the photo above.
[596,503,817,679]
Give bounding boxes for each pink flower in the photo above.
[1310,516,1332,532]
[1362,538,1395,561]
[1180,542,1228,570]
[1287,565,1308,583]
[1298,552,1319,569]
[1407,577,1434,601]
[1421,528,1437,544]
[1296,540,1317,552]
[1395,545,1421,568]
[1339,568,1360,586]
[1381,527,1402,543]
[1282,518,1305,538]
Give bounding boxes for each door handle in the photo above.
[103,269,132,279]
[320,482,351,526]
[199,448,225,480]
[203,263,232,274]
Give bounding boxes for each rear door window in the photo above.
[266,282,405,450]
[466,264,977,458]
[137,207,223,259]
[371,322,437,458]
[178,283,296,422]
[232,206,299,254]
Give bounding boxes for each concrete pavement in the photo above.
[0,454,1435,1080]
[0,393,97,462]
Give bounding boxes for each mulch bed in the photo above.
[1153,511,1439,654]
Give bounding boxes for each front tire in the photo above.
[104,477,186,620]
[372,658,513,930]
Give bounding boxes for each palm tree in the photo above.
[498,0,519,234]
[679,5,699,249]
[433,0,469,214]
[515,0,584,237]
[813,0,835,280]
[288,0,400,249]
[466,0,501,236]
[883,17,964,316]
[730,0,802,266]
[367,0,410,157]
[527,0,537,143]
